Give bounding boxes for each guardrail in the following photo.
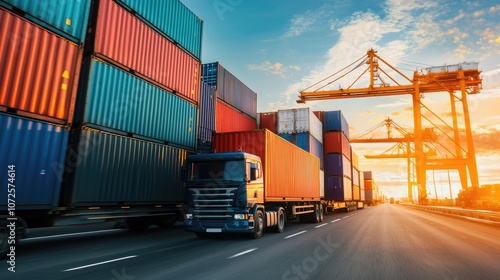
[400,204,500,224]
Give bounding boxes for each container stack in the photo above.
[363,171,374,205]
[0,0,91,210]
[322,111,353,202]
[257,112,278,133]
[277,108,324,196]
[197,81,217,153]
[62,0,202,207]
[351,149,361,201]
[201,62,257,134]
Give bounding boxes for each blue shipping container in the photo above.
[198,81,216,142]
[279,133,324,169]
[115,0,203,60]
[325,175,353,201]
[0,113,69,210]
[0,0,91,44]
[63,128,188,206]
[202,62,257,119]
[77,57,197,149]
[324,110,350,139]
[324,153,351,178]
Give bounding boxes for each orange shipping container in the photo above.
[353,185,360,200]
[213,129,320,202]
[0,8,82,125]
[365,179,373,190]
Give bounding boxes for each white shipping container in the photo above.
[277,108,323,143]
[320,169,325,198]
[360,171,365,201]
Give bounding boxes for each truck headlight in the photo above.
[185,213,193,220]
[234,214,247,220]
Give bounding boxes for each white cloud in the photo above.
[248,61,301,78]
[281,12,316,38]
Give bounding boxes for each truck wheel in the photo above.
[250,210,264,239]
[319,204,324,222]
[313,204,322,223]
[274,208,285,233]
[127,218,151,231]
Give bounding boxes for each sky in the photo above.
[181,0,500,200]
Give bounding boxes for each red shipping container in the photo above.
[93,0,200,104]
[324,131,351,160]
[257,112,277,132]
[313,111,324,123]
[0,8,82,125]
[216,100,257,133]
[213,130,320,201]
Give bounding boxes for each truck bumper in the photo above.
[184,219,252,233]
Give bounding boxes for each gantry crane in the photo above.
[297,49,482,204]
[350,118,438,202]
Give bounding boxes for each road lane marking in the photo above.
[284,230,307,239]
[315,223,328,228]
[343,216,350,219]
[331,219,341,223]
[24,229,124,241]
[228,248,258,259]
[63,255,138,272]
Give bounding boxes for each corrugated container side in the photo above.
[320,169,325,198]
[325,175,352,201]
[0,8,82,125]
[93,0,201,104]
[295,108,323,143]
[279,133,294,143]
[352,148,359,169]
[363,171,373,180]
[202,63,257,119]
[360,171,365,200]
[365,189,373,202]
[365,179,373,190]
[215,100,257,133]
[213,130,320,201]
[324,110,350,139]
[257,112,277,133]
[0,113,69,210]
[295,133,324,170]
[352,167,360,187]
[62,128,188,206]
[198,82,216,142]
[353,185,360,201]
[324,131,351,160]
[277,109,295,134]
[76,57,196,149]
[0,0,91,44]
[114,0,202,59]
[324,153,351,177]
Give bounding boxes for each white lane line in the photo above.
[315,223,328,228]
[284,230,307,239]
[331,219,341,223]
[343,216,350,219]
[24,229,123,241]
[63,255,138,272]
[228,248,258,259]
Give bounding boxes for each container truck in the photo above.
[183,129,323,238]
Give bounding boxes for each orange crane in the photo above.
[297,49,482,204]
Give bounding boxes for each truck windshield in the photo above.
[189,160,245,181]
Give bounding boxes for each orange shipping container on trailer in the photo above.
[213,129,320,202]
[0,8,82,125]
[93,0,200,104]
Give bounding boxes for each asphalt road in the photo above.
[2,204,500,280]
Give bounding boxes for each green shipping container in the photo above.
[0,0,91,44]
[62,128,189,207]
[115,0,203,59]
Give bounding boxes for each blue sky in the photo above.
[181,0,500,199]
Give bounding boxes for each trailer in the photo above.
[183,129,323,238]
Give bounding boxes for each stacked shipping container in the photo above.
[0,0,203,209]
[322,111,353,201]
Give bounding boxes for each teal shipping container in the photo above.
[0,0,91,44]
[115,0,203,60]
[61,128,189,207]
[0,113,69,210]
[76,57,197,149]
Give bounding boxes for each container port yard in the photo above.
[1,0,499,279]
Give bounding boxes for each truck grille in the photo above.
[190,187,238,220]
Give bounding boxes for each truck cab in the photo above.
[183,152,268,238]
